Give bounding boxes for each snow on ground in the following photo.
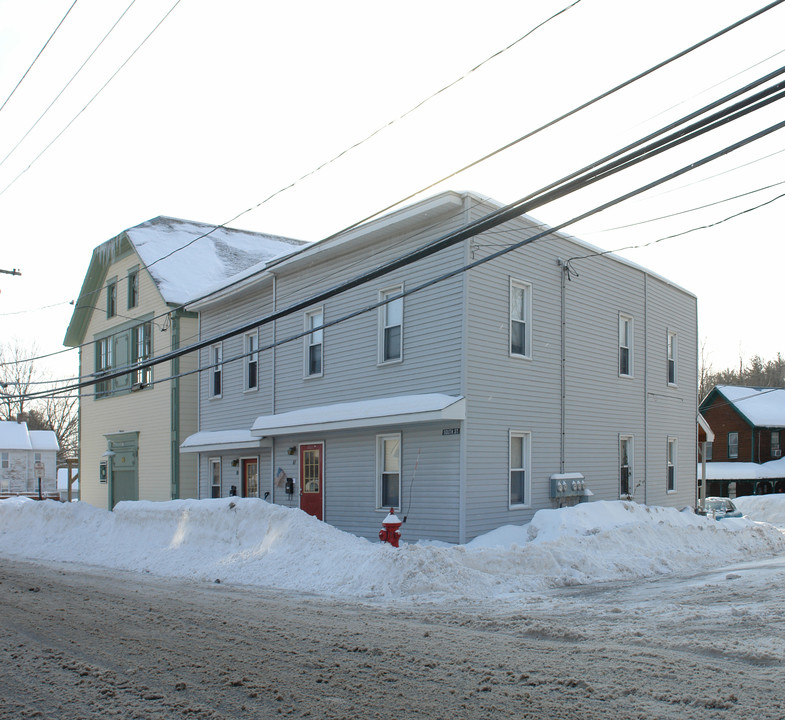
[1,496,784,602]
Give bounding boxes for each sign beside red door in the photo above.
[299,443,323,520]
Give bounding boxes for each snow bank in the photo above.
[1,497,784,601]
[734,494,785,526]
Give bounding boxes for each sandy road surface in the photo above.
[1,557,784,720]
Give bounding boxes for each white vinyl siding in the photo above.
[619,314,633,377]
[378,286,403,364]
[376,434,401,509]
[509,279,532,358]
[509,431,530,507]
[304,308,324,377]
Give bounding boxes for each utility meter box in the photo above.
[550,473,587,499]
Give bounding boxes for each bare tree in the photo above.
[0,341,78,465]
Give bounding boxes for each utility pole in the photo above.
[0,268,21,276]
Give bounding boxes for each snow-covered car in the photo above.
[696,497,743,520]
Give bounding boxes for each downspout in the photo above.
[458,194,471,544]
[558,258,567,473]
[643,272,648,506]
[170,311,180,500]
[196,312,201,499]
[271,273,277,502]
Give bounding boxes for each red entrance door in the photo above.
[242,458,258,498]
[299,443,323,520]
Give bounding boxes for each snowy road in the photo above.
[2,556,783,720]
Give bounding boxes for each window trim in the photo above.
[106,277,118,319]
[304,307,324,378]
[376,433,401,510]
[132,321,153,387]
[619,314,633,377]
[619,434,634,498]
[209,343,223,399]
[509,430,531,509]
[1,452,8,469]
[667,436,677,493]
[209,457,221,499]
[728,431,739,459]
[127,267,139,309]
[244,331,259,392]
[378,285,403,365]
[667,330,677,386]
[509,278,532,360]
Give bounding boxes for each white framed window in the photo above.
[376,434,401,509]
[133,322,152,386]
[509,431,531,507]
[667,437,677,493]
[209,457,221,499]
[244,332,259,391]
[704,442,713,461]
[620,435,634,497]
[619,314,633,377]
[509,279,532,358]
[771,431,781,458]
[728,432,739,459]
[34,452,41,463]
[667,331,677,386]
[378,285,403,364]
[209,343,222,398]
[1,452,9,469]
[304,308,323,377]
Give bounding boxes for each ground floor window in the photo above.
[620,435,633,497]
[667,437,677,493]
[210,457,221,498]
[509,431,530,507]
[377,434,400,509]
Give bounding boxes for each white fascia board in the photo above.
[697,414,715,442]
[251,395,465,437]
[180,430,272,453]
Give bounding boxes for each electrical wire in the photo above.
[0,0,79,116]
[4,2,784,371]
[0,0,183,200]
[0,0,139,173]
[18,109,785,402]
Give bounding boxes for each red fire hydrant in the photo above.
[379,508,402,548]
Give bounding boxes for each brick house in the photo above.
[698,385,785,496]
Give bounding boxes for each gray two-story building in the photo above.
[181,191,698,543]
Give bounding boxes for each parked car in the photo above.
[696,497,743,520]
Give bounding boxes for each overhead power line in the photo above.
[20,92,785,402]
[0,0,79,116]
[4,1,783,370]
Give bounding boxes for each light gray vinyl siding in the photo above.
[268,424,461,543]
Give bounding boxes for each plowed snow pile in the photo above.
[1,496,784,600]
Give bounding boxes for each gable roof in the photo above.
[0,421,59,452]
[701,385,785,428]
[64,217,307,346]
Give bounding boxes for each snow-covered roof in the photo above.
[0,421,58,451]
[712,386,785,427]
[251,394,465,436]
[697,456,785,480]
[180,429,270,453]
[126,217,307,305]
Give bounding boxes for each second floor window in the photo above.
[619,314,633,377]
[510,279,532,358]
[1,452,8,469]
[305,308,323,377]
[133,322,152,386]
[96,336,113,397]
[379,286,403,363]
[667,331,677,385]
[772,431,781,457]
[127,269,139,309]
[106,279,117,318]
[728,431,739,459]
[245,333,258,391]
[210,344,222,398]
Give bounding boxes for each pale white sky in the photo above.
[0,0,783,382]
